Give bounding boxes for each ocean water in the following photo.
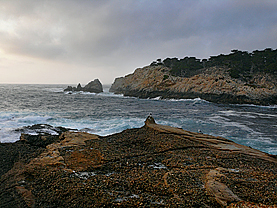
[0,84,276,155]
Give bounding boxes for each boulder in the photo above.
[64,86,73,91]
[83,79,103,93]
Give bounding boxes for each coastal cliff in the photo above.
[110,49,277,105]
[110,65,277,105]
[0,118,276,207]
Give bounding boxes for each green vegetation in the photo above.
[150,48,277,79]
[163,75,169,80]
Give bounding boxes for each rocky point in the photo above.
[0,117,276,207]
[110,65,277,105]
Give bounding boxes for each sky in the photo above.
[0,0,277,85]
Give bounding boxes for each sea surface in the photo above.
[0,84,276,155]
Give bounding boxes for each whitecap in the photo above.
[80,91,96,95]
[152,96,162,100]
[96,92,124,98]
[44,87,65,93]
[232,103,277,109]
[219,110,277,119]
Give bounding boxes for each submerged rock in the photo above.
[1,118,276,207]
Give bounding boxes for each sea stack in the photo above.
[64,79,103,93]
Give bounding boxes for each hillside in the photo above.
[110,49,277,105]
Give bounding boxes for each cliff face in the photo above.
[110,66,277,105]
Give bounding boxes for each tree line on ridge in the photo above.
[150,48,277,80]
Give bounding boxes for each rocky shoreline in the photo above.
[0,117,276,207]
[119,89,277,105]
[110,66,277,105]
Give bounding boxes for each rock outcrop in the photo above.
[64,79,103,93]
[1,118,276,207]
[110,66,277,105]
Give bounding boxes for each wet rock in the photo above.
[16,124,71,148]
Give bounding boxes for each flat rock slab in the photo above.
[1,119,276,207]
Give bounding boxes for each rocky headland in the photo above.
[64,79,103,93]
[110,49,277,105]
[1,117,276,207]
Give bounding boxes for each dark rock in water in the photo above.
[83,79,103,93]
[15,124,71,147]
[76,83,82,91]
[15,124,70,136]
[64,85,73,91]
[64,79,103,93]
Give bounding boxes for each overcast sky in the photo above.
[0,0,277,84]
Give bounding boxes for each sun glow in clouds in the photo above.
[0,0,276,84]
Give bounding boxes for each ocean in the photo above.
[0,84,276,155]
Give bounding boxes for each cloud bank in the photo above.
[0,0,276,84]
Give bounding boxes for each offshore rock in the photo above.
[0,118,276,207]
[110,66,277,105]
[83,79,103,93]
[64,79,103,93]
[76,83,82,91]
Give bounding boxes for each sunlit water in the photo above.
[0,84,276,155]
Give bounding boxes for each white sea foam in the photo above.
[233,103,277,109]
[97,92,124,98]
[44,87,64,93]
[152,96,162,100]
[219,110,277,119]
[158,97,209,103]
[0,113,56,142]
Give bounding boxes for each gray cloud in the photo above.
[0,0,276,84]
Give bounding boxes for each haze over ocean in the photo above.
[0,84,276,155]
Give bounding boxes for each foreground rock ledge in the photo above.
[1,118,277,207]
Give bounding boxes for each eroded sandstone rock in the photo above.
[110,66,277,105]
[1,118,276,207]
